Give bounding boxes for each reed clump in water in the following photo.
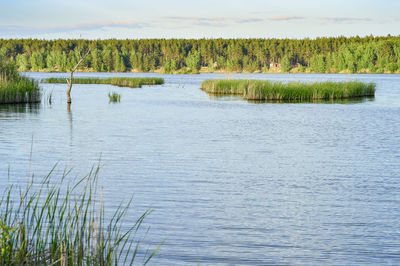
[0,61,41,104]
[0,165,161,265]
[108,92,121,103]
[42,77,164,88]
[200,79,376,101]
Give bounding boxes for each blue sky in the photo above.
[0,0,399,39]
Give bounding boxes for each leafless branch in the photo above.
[66,48,91,103]
[72,49,91,73]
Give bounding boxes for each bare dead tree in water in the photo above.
[66,49,90,104]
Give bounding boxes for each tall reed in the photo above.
[0,61,41,104]
[42,77,164,88]
[108,92,121,103]
[0,165,161,265]
[200,79,376,101]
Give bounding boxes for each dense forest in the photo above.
[0,36,400,74]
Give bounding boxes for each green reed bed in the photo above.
[0,61,41,104]
[201,79,376,101]
[42,77,164,88]
[0,165,160,265]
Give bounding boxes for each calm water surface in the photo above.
[1,73,400,265]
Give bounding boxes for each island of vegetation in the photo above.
[42,77,164,88]
[200,80,376,101]
[0,60,40,104]
[1,35,400,74]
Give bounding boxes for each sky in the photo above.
[0,0,399,39]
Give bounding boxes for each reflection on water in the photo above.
[209,94,375,104]
[67,103,72,122]
[0,102,41,115]
[1,73,400,265]
[67,102,73,141]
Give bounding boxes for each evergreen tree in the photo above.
[46,51,57,71]
[281,55,291,72]
[102,47,113,72]
[310,54,326,73]
[16,53,29,71]
[55,51,68,72]
[163,58,177,73]
[129,51,141,71]
[91,49,102,72]
[113,50,126,72]
[227,43,243,71]
[208,59,215,72]
[66,50,79,70]
[216,56,226,70]
[30,52,45,71]
[185,50,201,73]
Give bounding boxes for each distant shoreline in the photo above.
[3,36,399,75]
[24,67,400,75]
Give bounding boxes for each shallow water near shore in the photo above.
[1,73,400,265]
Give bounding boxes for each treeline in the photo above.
[0,36,400,73]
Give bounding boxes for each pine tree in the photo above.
[185,51,201,73]
[281,55,291,72]
[16,54,29,71]
[30,52,45,71]
[91,49,102,72]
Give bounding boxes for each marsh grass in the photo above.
[108,92,121,103]
[200,79,376,101]
[0,165,161,265]
[42,77,164,88]
[0,61,41,104]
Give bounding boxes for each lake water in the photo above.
[1,73,400,265]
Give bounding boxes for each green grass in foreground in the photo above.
[108,92,121,103]
[200,79,376,101]
[42,77,164,88]
[0,61,41,104]
[0,165,161,265]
